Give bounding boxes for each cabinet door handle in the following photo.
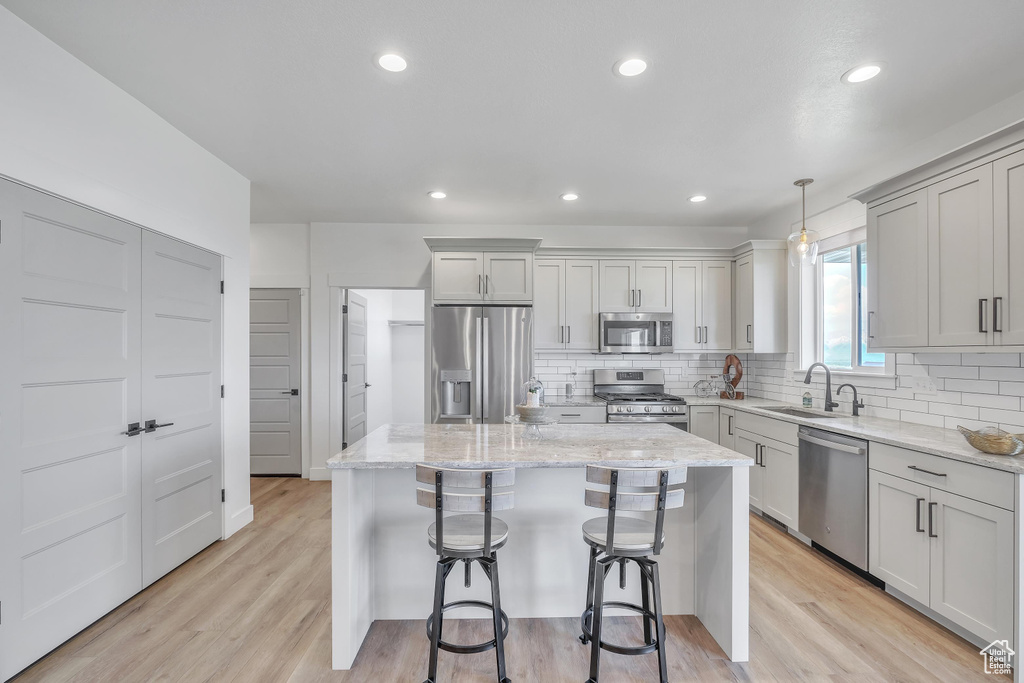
[560,326,564,343]
[478,274,483,294]
[561,413,581,417]
[746,324,752,344]
[915,497,925,533]
[704,326,708,345]
[928,501,938,538]
[754,444,760,466]
[567,326,571,343]
[994,297,1003,333]
[867,311,875,339]
[638,289,643,307]
[727,414,733,436]
[696,326,701,344]
[630,289,635,307]
[908,465,946,478]
[979,298,988,333]
[485,274,490,295]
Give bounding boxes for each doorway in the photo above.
[249,288,302,475]
[338,289,426,449]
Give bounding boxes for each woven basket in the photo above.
[957,426,1024,456]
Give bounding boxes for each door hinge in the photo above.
[221,384,225,398]
[343,373,348,382]
[342,304,348,314]
[342,442,348,450]
[221,488,225,503]
[220,280,224,294]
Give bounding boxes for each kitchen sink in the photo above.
[762,406,839,419]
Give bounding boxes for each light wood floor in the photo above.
[14,477,1006,682]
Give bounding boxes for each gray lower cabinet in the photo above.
[689,405,719,444]
[544,405,606,424]
[869,468,1014,644]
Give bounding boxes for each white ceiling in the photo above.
[5,1,1024,227]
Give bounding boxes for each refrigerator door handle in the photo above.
[474,317,483,421]
[482,316,490,420]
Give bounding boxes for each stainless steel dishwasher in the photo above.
[798,426,869,570]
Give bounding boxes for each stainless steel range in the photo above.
[593,368,688,430]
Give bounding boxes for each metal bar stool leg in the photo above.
[426,559,447,683]
[587,560,612,683]
[580,545,598,644]
[639,560,653,646]
[650,560,668,683]
[486,557,511,683]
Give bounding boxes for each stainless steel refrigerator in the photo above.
[431,306,533,424]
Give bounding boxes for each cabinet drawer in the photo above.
[545,406,607,424]
[869,442,1014,511]
[734,411,798,447]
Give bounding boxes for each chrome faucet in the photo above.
[803,363,840,412]
[836,383,865,417]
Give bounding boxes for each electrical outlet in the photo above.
[911,375,937,394]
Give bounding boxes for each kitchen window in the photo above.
[818,242,886,372]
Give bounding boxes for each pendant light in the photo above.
[787,178,819,267]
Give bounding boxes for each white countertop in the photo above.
[327,422,753,470]
[690,396,1024,474]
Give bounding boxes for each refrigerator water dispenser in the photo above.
[439,369,473,418]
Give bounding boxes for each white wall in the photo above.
[0,7,253,535]
[250,223,310,288]
[390,290,426,423]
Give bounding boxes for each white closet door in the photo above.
[0,180,143,681]
[140,231,223,587]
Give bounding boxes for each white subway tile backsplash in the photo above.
[1000,382,1024,397]
[900,410,947,428]
[915,353,962,365]
[961,353,1022,366]
[942,378,1000,394]
[961,392,1021,410]
[981,366,1024,382]
[927,365,979,379]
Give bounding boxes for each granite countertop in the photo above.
[542,396,606,407]
[688,397,1024,474]
[327,423,753,470]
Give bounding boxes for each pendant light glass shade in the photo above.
[788,178,820,267]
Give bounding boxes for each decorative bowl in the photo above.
[957,426,1024,456]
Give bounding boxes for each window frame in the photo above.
[816,241,885,373]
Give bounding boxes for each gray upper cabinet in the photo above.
[599,260,672,313]
[535,259,599,350]
[994,149,1024,345]
[733,247,786,354]
[866,189,929,349]
[673,260,733,351]
[433,251,533,303]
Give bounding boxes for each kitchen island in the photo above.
[328,423,753,670]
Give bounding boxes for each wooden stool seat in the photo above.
[582,516,663,552]
[429,514,509,553]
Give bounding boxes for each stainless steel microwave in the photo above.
[598,312,673,354]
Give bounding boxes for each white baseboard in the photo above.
[310,467,331,481]
[224,504,254,538]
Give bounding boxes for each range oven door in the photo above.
[599,313,673,353]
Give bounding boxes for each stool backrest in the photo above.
[415,465,515,557]
[584,465,687,555]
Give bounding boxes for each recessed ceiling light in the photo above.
[428,191,446,199]
[689,194,707,203]
[615,58,647,77]
[561,193,579,201]
[377,53,408,72]
[841,63,882,84]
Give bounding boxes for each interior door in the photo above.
[249,288,301,475]
[868,470,930,604]
[702,261,733,349]
[140,231,222,587]
[534,259,565,349]
[994,150,1024,345]
[0,180,143,680]
[928,167,994,346]
[672,261,702,351]
[343,291,368,446]
[564,260,600,351]
[866,189,929,348]
[929,489,1013,644]
[635,260,673,312]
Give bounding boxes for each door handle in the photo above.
[280,389,299,395]
[928,502,938,538]
[567,326,571,344]
[364,383,372,388]
[994,297,1003,333]
[746,324,752,344]
[123,422,142,437]
[727,414,733,436]
[630,289,635,307]
[908,465,946,478]
[144,419,174,433]
[915,497,925,533]
[638,289,642,307]
[478,274,483,294]
[979,298,988,333]
[704,326,708,345]
[482,317,490,420]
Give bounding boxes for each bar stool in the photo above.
[578,465,687,683]
[416,464,515,683]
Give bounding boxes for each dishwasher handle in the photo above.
[798,432,866,455]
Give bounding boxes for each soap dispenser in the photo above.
[802,391,813,408]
